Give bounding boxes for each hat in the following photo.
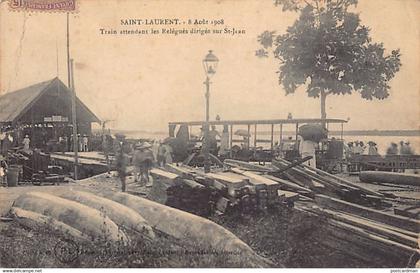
[115,133,126,139]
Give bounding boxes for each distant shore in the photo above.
[96,129,420,137]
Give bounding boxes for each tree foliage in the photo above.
[257,0,401,118]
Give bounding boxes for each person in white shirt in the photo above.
[299,137,317,168]
[82,135,89,152]
[22,135,30,151]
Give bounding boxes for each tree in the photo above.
[257,0,401,126]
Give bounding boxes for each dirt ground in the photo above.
[0,173,413,267]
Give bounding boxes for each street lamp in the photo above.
[202,50,219,173]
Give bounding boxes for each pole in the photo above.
[66,12,71,88]
[270,124,274,151]
[203,76,210,173]
[70,59,78,180]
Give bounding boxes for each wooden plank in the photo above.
[206,172,248,189]
[394,206,420,220]
[328,219,416,254]
[150,168,180,180]
[315,194,420,233]
[277,190,299,202]
[165,163,195,178]
[285,158,384,197]
[322,226,411,265]
[308,207,418,248]
[182,179,205,189]
[263,174,312,193]
[224,159,273,172]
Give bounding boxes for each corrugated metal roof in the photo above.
[0,78,55,123]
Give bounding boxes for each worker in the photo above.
[0,155,7,186]
[77,134,83,152]
[208,125,220,156]
[219,125,229,157]
[82,135,89,152]
[405,142,415,155]
[164,143,173,164]
[22,135,30,151]
[299,138,317,168]
[386,143,398,155]
[114,133,129,192]
[399,141,414,155]
[1,133,11,157]
[157,141,167,167]
[368,141,379,155]
[133,142,154,186]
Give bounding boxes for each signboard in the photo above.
[44,116,68,122]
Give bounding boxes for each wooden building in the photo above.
[0,77,100,150]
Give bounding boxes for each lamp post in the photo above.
[202,50,219,173]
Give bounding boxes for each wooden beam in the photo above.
[309,207,418,248]
[279,123,283,146]
[264,174,312,193]
[270,124,274,151]
[247,124,251,148]
[276,158,384,197]
[229,124,233,150]
[315,194,420,233]
[253,124,257,147]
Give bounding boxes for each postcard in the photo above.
[0,0,419,270]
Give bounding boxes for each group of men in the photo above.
[386,141,415,155]
[60,134,90,152]
[346,140,415,157]
[114,134,174,192]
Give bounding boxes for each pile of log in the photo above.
[150,164,297,215]
[301,195,419,267]
[224,158,420,266]
[148,168,216,216]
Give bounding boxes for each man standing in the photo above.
[386,143,398,155]
[114,133,129,192]
[133,142,154,186]
[22,135,30,151]
[157,141,167,167]
[208,125,220,156]
[299,138,317,168]
[0,155,7,186]
[82,135,89,152]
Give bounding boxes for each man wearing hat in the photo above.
[0,155,7,185]
[368,141,379,155]
[114,133,130,192]
[22,135,30,152]
[133,142,154,186]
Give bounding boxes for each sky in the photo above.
[0,0,419,132]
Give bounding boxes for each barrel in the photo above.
[7,166,19,187]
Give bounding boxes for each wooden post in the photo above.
[229,125,233,157]
[341,122,344,140]
[295,123,299,141]
[279,123,283,147]
[253,124,257,148]
[270,124,274,151]
[69,59,78,180]
[247,124,250,148]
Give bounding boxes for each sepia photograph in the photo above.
[0,0,419,270]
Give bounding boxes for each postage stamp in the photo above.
[8,0,76,12]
